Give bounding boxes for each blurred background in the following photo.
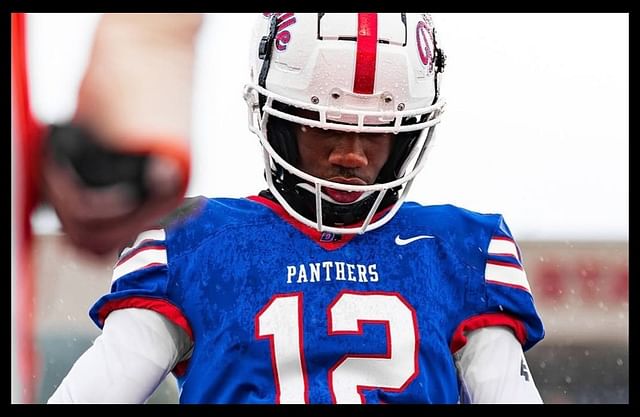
[13,13,628,403]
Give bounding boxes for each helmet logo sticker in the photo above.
[416,20,435,74]
[263,13,297,51]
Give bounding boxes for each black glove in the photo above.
[45,122,151,203]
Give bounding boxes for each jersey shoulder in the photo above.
[400,202,507,233]
[93,196,272,330]
[397,202,511,269]
[160,195,270,229]
[399,202,544,350]
[157,195,272,258]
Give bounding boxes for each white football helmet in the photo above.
[244,13,446,234]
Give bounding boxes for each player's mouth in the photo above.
[323,177,367,204]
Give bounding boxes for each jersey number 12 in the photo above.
[256,290,419,403]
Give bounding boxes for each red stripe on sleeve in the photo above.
[353,13,378,94]
[96,297,193,376]
[96,296,193,341]
[449,312,527,354]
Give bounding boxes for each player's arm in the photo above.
[453,326,543,404]
[47,308,192,404]
[41,13,203,256]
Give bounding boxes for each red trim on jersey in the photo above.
[172,360,189,377]
[486,259,523,271]
[353,13,378,94]
[490,235,522,261]
[95,296,194,376]
[485,280,531,294]
[490,236,515,243]
[247,195,392,251]
[449,312,527,354]
[96,296,193,340]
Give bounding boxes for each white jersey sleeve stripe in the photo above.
[112,248,167,283]
[120,229,166,258]
[488,237,520,261]
[485,261,531,293]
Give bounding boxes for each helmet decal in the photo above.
[416,19,435,74]
[263,13,297,51]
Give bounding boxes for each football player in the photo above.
[49,13,544,404]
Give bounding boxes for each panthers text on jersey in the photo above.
[89,195,544,404]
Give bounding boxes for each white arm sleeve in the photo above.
[454,326,543,404]
[47,308,192,404]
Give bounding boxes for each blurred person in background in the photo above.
[12,13,201,403]
[47,13,545,404]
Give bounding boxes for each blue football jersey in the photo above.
[89,195,544,404]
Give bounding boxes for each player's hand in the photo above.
[41,123,189,256]
[40,14,202,257]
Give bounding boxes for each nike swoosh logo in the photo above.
[395,234,435,246]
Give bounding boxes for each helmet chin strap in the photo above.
[257,15,278,115]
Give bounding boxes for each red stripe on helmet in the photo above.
[353,13,378,94]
